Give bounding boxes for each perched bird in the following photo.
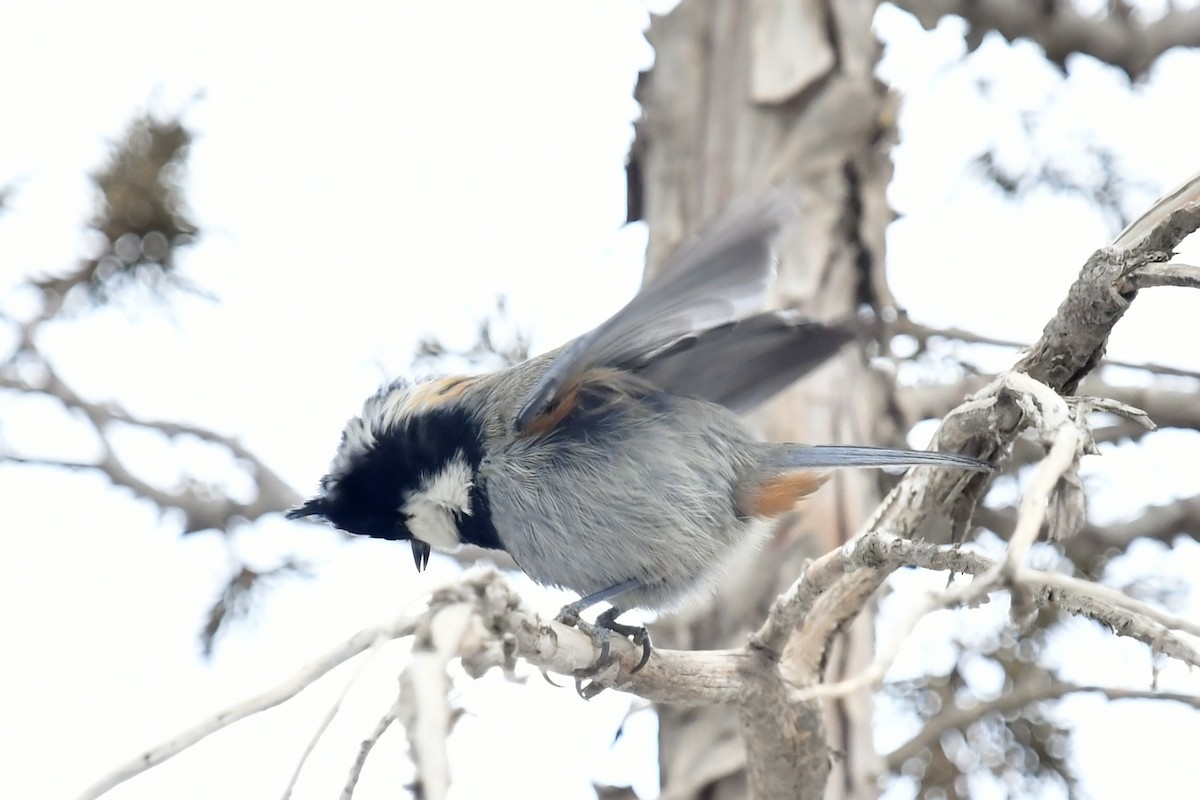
[289,195,989,672]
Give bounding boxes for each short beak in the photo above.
[286,498,327,520]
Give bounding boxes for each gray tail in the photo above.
[761,444,991,473]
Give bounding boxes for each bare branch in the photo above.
[891,315,1200,384]
[1079,376,1200,434]
[1018,257,1189,395]
[792,397,1083,704]
[980,494,1200,572]
[0,454,102,472]
[885,680,1200,770]
[1126,263,1200,291]
[890,311,1029,354]
[759,374,1082,668]
[75,618,416,800]
[891,0,1200,79]
[281,642,391,800]
[0,356,300,533]
[1020,566,1200,640]
[1112,171,1200,255]
[341,699,400,800]
[878,170,1200,561]
[1075,494,1200,555]
[899,374,1200,461]
[891,172,1200,425]
[76,532,1200,800]
[971,138,1147,233]
[1081,396,1157,433]
[399,603,476,800]
[1096,358,1200,383]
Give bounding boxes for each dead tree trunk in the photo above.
[633,2,905,796]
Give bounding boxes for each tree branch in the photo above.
[791,397,1084,704]
[1079,376,1200,434]
[0,355,300,533]
[341,699,401,800]
[280,643,386,800]
[890,0,1200,79]
[890,315,1200,384]
[75,527,1200,800]
[398,603,475,800]
[885,680,1200,771]
[76,618,416,800]
[880,170,1200,552]
[1126,263,1200,291]
[1075,494,1200,557]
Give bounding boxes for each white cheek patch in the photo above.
[402,456,474,551]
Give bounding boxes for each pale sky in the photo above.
[2,3,1200,799]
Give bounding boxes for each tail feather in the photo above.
[761,444,991,473]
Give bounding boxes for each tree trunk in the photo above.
[634,2,904,797]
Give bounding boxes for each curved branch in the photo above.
[1079,376,1200,433]
[0,356,300,533]
[76,618,417,800]
[880,172,1200,553]
[76,532,1200,800]
[891,0,1200,78]
[885,680,1200,770]
[890,315,1200,383]
[342,700,401,800]
[1074,494,1200,558]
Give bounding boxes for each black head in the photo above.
[288,495,431,571]
[288,379,502,570]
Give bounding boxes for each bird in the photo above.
[288,193,990,676]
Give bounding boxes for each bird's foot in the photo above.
[595,607,652,673]
[554,605,652,699]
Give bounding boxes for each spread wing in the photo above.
[513,192,794,431]
[631,312,855,414]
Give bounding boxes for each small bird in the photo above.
[289,195,989,673]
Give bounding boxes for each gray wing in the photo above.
[514,192,793,431]
[631,312,855,414]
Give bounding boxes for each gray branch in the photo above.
[0,354,299,534]
[76,524,1200,800]
[885,680,1200,771]
[891,0,1200,78]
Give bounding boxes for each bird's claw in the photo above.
[574,675,608,700]
[596,607,652,673]
[571,618,618,696]
[552,604,654,698]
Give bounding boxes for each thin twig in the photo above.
[76,617,415,800]
[891,314,1200,382]
[341,699,401,800]
[789,394,1082,704]
[281,637,393,800]
[73,536,1200,800]
[885,680,1200,769]
[0,353,301,531]
[1016,567,1200,639]
[1003,424,1082,571]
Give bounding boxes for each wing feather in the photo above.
[631,312,855,413]
[514,192,793,431]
